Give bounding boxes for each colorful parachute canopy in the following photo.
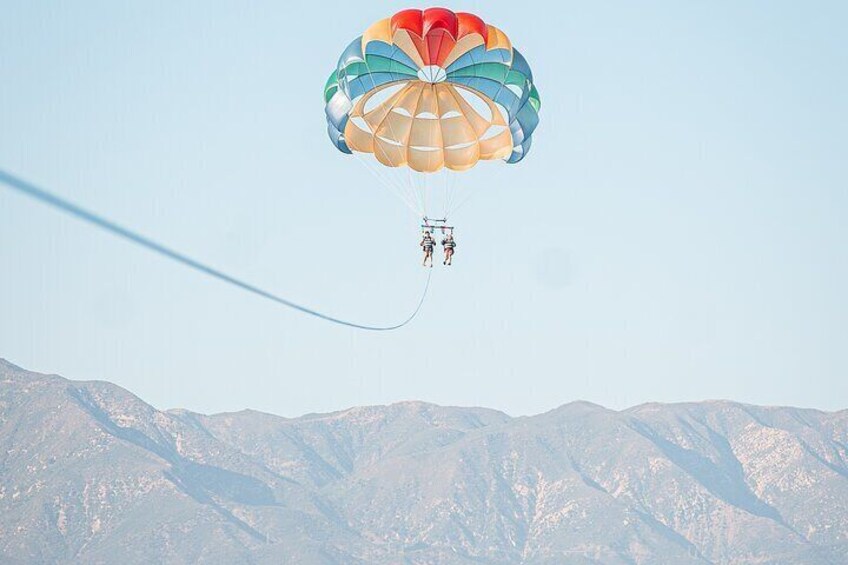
[325,8,540,173]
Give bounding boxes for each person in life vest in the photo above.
[420,230,436,267]
[442,232,456,265]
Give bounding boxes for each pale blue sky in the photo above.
[2,1,846,416]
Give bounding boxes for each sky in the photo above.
[1,1,846,417]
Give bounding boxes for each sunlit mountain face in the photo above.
[1,358,846,564]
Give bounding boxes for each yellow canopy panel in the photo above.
[345,82,513,173]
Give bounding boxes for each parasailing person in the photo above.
[420,230,436,267]
[442,232,456,265]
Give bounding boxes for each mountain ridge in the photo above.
[1,357,847,564]
[5,357,841,419]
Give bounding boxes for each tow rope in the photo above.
[0,168,430,331]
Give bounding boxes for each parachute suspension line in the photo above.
[440,169,450,221]
[424,172,431,219]
[441,171,447,221]
[448,169,459,216]
[449,169,461,216]
[0,168,431,332]
[450,181,480,217]
[403,125,418,218]
[352,151,421,215]
[353,153,412,212]
[419,173,428,218]
[420,177,429,216]
[399,161,419,213]
[443,168,458,220]
[409,169,424,222]
[448,171,454,216]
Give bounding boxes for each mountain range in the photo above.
[1,358,847,564]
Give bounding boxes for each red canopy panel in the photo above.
[391,8,490,67]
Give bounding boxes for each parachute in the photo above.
[324,8,540,220]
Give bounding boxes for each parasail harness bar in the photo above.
[421,217,454,234]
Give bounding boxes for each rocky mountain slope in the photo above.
[1,358,847,564]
